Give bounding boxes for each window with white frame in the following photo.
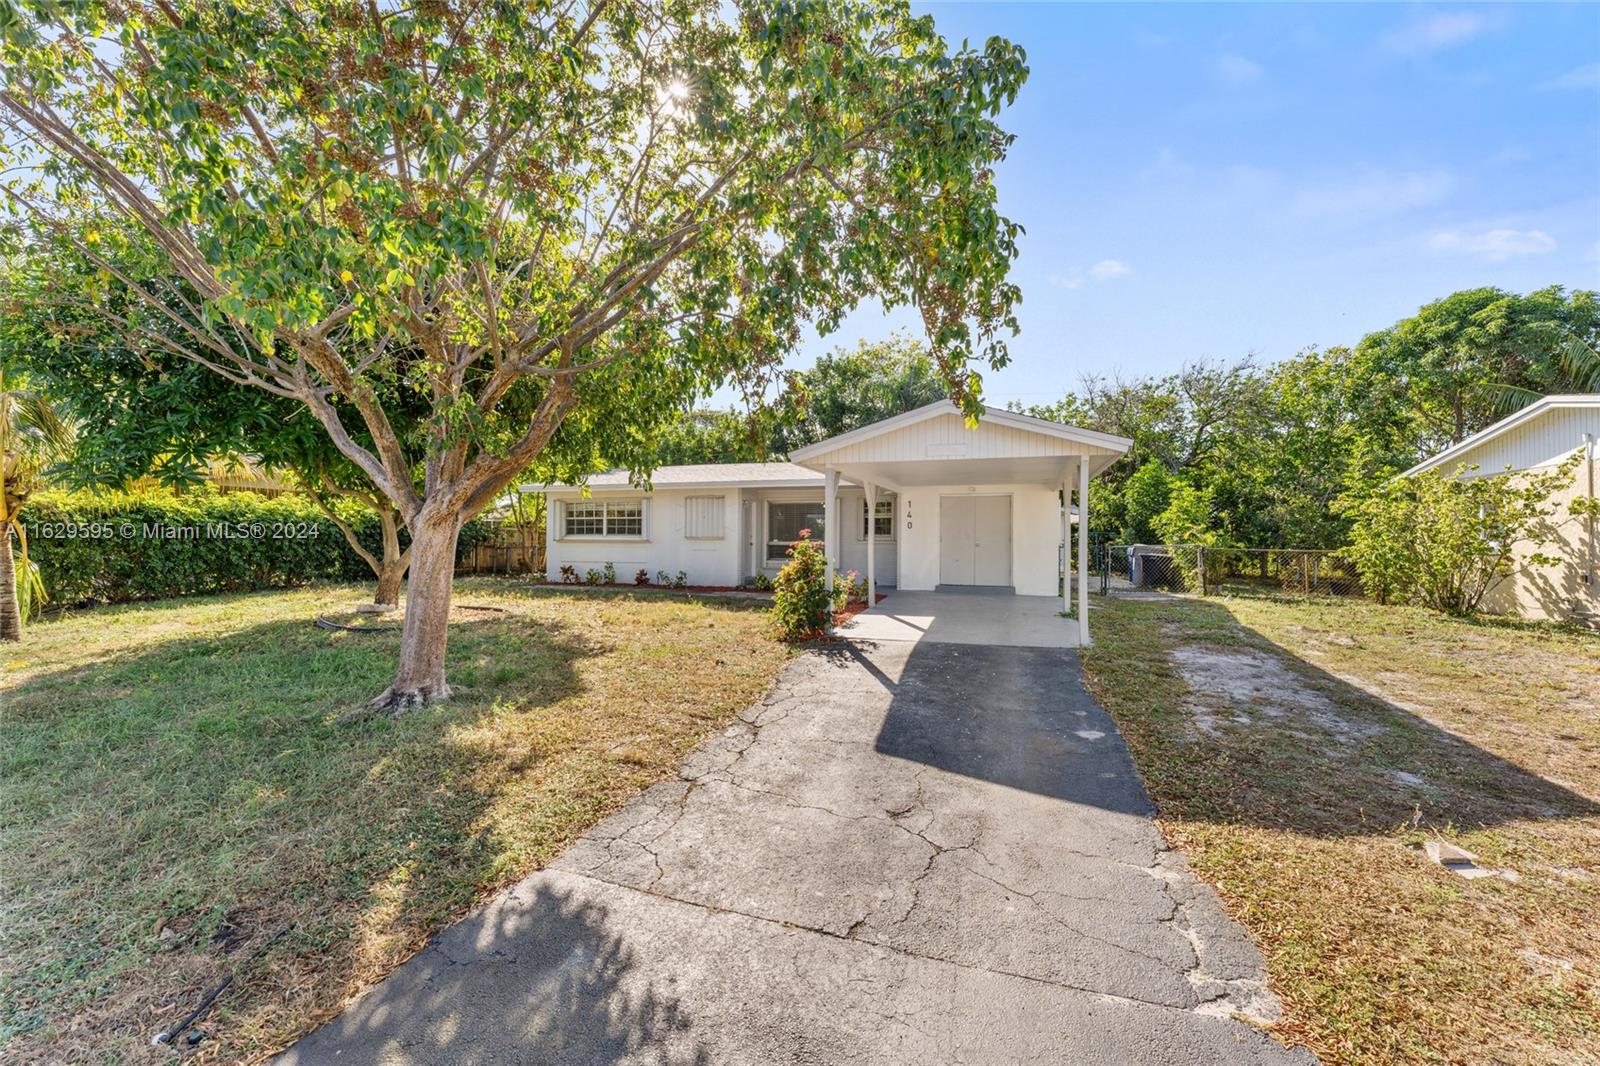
[684,495,725,539]
[861,498,894,539]
[562,499,644,538]
[767,501,824,561]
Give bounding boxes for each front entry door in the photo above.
[939,495,1012,586]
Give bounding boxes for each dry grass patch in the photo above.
[0,580,789,1064]
[1082,593,1600,1065]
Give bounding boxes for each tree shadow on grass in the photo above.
[0,607,616,1061]
[1102,596,1600,838]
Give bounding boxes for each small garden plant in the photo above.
[635,568,650,586]
[771,530,845,640]
[559,565,579,584]
[603,562,616,585]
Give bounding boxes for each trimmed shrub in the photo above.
[770,530,844,639]
[23,488,490,605]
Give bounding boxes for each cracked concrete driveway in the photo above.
[277,640,1314,1065]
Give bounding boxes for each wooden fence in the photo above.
[457,526,546,576]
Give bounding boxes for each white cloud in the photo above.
[1381,11,1490,54]
[1289,168,1455,219]
[1140,147,1196,183]
[1049,261,1133,289]
[1427,227,1557,262]
[1215,53,1264,86]
[1539,63,1600,91]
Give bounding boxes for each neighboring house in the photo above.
[1404,394,1600,624]
[525,401,1132,641]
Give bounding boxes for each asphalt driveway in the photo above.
[277,640,1313,1065]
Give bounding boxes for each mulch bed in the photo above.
[537,581,772,595]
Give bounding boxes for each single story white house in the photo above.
[524,401,1132,642]
[1403,393,1599,624]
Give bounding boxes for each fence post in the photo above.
[1196,546,1205,595]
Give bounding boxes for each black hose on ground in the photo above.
[152,924,294,1050]
[314,614,398,633]
[313,603,506,633]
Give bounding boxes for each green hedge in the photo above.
[20,489,492,605]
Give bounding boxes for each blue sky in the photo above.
[761,2,1600,409]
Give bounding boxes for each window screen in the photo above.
[564,499,644,537]
[862,498,894,538]
[767,501,824,560]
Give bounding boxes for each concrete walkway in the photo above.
[833,588,1080,647]
[277,641,1313,1066]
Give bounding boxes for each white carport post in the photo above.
[864,479,878,604]
[1061,480,1070,614]
[823,466,839,595]
[1077,454,1091,645]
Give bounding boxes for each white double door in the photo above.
[939,495,1012,587]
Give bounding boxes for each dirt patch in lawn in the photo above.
[1171,645,1385,744]
[0,580,791,1064]
[1082,593,1600,1065]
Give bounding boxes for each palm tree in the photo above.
[1493,337,1600,415]
[1,369,74,640]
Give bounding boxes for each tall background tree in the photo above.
[1350,286,1600,450]
[1,0,1026,709]
[770,331,948,452]
[631,332,947,464]
[1020,286,1597,551]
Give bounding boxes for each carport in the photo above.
[789,402,1131,645]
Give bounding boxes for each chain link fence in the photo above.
[1101,544,1363,598]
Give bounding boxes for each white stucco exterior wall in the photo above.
[895,484,1062,596]
[544,481,1064,596]
[545,488,744,586]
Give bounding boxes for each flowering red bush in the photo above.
[770,529,845,639]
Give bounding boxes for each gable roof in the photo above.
[788,400,1133,462]
[1403,394,1600,476]
[522,462,822,493]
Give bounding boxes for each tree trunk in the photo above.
[372,507,405,608]
[373,559,405,609]
[0,522,21,642]
[372,512,461,713]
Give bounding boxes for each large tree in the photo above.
[1,258,424,607]
[1352,286,1600,451]
[772,331,948,451]
[1,1,1025,709]
[636,332,947,465]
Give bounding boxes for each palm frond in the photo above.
[1555,337,1600,394]
[1488,383,1543,417]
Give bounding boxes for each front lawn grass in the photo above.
[0,579,790,1064]
[1082,593,1600,1065]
